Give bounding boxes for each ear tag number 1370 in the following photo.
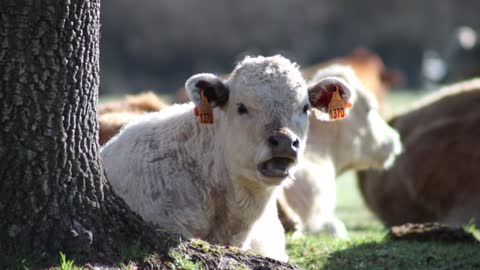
[328,86,348,120]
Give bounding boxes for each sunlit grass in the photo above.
[288,230,480,270]
[287,170,480,269]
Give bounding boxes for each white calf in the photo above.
[281,65,402,237]
[101,56,353,261]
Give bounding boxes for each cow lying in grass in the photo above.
[358,78,480,227]
[98,92,168,145]
[98,91,168,115]
[279,65,402,237]
[99,112,144,145]
[100,55,353,261]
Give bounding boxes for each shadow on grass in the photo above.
[323,239,480,270]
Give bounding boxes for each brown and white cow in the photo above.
[280,65,402,237]
[358,78,480,227]
[100,55,354,261]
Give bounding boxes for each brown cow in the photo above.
[98,91,167,114]
[98,91,167,145]
[98,112,145,145]
[358,78,480,227]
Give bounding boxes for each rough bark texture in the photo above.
[0,1,298,269]
[0,0,177,264]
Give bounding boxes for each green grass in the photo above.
[168,250,204,270]
[287,172,480,269]
[58,252,80,270]
[288,232,480,270]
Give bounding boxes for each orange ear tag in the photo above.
[327,86,348,120]
[195,89,214,124]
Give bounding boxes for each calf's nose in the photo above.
[268,133,300,158]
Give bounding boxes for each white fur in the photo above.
[101,56,351,261]
[282,65,402,237]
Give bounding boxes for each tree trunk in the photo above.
[0,0,176,264]
[0,1,298,269]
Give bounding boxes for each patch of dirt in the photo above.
[387,222,478,243]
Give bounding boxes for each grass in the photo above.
[168,250,204,270]
[288,232,480,269]
[287,171,480,269]
[59,252,80,270]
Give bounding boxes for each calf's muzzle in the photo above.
[267,133,299,160]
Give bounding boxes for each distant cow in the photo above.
[98,91,167,115]
[302,48,402,106]
[98,92,167,145]
[99,112,144,145]
[100,55,354,261]
[358,78,480,227]
[280,65,402,237]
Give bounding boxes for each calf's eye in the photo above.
[303,104,310,114]
[237,103,248,115]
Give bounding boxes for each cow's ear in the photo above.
[308,77,353,118]
[185,73,229,108]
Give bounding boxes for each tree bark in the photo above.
[0,1,298,269]
[0,0,177,264]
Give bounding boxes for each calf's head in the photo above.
[186,55,353,186]
[312,65,402,173]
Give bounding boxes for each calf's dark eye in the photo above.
[303,104,310,114]
[237,103,248,115]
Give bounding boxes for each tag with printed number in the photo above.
[194,89,214,124]
[327,86,349,120]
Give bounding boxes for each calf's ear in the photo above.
[185,73,229,108]
[308,77,353,119]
